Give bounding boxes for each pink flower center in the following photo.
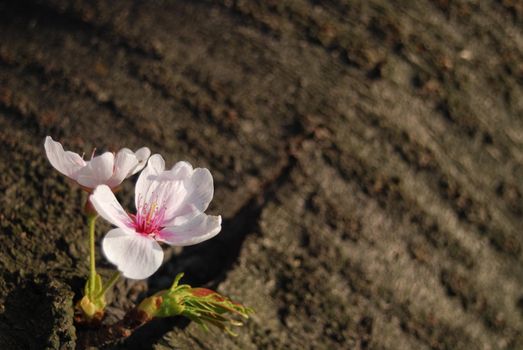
[130,201,166,237]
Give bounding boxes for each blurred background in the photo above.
[0,0,522,349]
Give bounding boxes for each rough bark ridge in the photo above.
[0,0,522,349]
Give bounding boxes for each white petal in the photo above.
[130,147,151,175]
[158,214,222,246]
[76,152,115,188]
[170,161,193,177]
[106,148,139,188]
[102,228,164,280]
[90,185,132,229]
[44,136,86,178]
[135,161,195,218]
[163,168,214,226]
[149,161,194,215]
[135,154,165,208]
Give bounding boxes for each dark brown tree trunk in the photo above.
[0,0,521,348]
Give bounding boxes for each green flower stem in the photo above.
[88,214,97,298]
[97,271,121,299]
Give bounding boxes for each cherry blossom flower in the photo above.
[44,136,150,190]
[89,154,222,280]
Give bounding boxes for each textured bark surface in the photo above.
[0,0,522,349]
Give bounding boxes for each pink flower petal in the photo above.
[158,214,222,246]
[90,185,132,229]
[130,147,151,175]
[169,161,194,177]
[102,228,164,280]
[135,158,194,212]
[163,168,214,226]
[135,154,166,209]
[44,136,86,179]
[76,152,115,188]
[106,148,139,188]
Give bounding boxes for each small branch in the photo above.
[77,308,152,349]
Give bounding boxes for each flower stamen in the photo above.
[131,200,167,237]
[90,147,97,160]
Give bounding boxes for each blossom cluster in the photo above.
[45,136,222,279]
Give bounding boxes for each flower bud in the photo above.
[138,273,253,335]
